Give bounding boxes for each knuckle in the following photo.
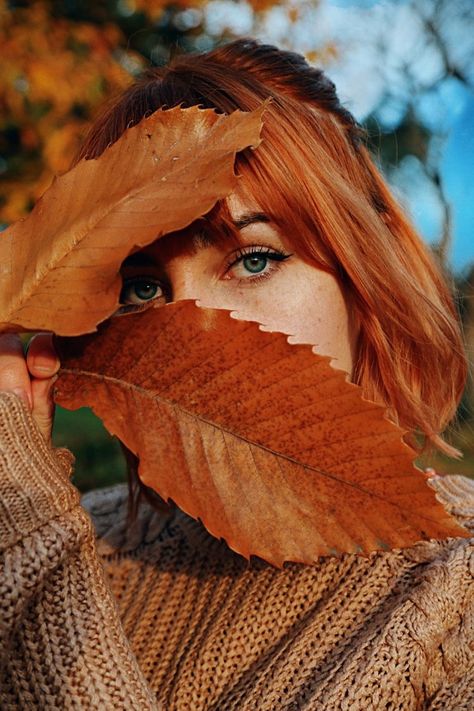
[0,333,24,357]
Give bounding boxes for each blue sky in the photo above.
[440,94,474,272]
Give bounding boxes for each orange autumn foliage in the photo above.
[0,1,328,223]
[0,0,142,222]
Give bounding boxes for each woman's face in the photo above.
[119,193,360,377]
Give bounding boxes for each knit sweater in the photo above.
[0,390,473,710]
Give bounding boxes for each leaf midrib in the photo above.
[10,110,228,317]
[58,366,446,528]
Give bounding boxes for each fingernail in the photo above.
[34,352,60,372]
[12,388,32,410]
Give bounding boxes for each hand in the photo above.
[0,332,60,447]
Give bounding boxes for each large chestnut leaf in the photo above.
[0,103,265,335]
[52,300,469,567]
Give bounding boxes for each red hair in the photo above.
[74,38,467,514]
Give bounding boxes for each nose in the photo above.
[168,266,207,305]
[153,241,224,309]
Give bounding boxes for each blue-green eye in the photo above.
[119,277,164,306]
[227,246,292,281]
[242,255,268,273]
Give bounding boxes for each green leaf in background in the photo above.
[52,405,126,493]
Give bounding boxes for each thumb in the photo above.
[30,373,58,447]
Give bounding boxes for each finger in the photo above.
[30,373,58,446]
[26,332,60,379]
[0,333,32,408]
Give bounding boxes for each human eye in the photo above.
[223,245,292,283]
[115,274,167,315]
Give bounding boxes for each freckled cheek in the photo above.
[211,276,300,330]
[226,292,273,323]
[296,291,354,373]
[200,272,350,366]
[195,282,244,312]
[260,278,353,368]
[224,283,304,334]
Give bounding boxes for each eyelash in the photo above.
[224,245,292,284]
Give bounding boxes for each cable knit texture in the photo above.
[0,390,473,710]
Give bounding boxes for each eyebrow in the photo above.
[192,211,271,249]
[232,211,270,230]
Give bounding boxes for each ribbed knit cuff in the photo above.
[0,390,80,550]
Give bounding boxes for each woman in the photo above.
[0,38,473,710]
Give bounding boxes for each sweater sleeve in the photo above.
[0,390,161,710]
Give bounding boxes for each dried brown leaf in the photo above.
[52,300,469,567]
[0,103,266,335]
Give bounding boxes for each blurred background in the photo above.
[1,0,473,490]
